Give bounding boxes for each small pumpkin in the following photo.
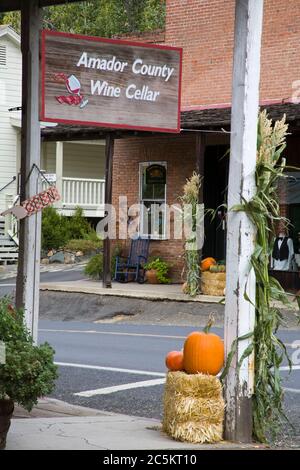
[165,350,184,371]
[183,316,224,375]
[201,257,216,271]
[182,282,189,294]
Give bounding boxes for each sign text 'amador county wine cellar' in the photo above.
[41,30,182,132]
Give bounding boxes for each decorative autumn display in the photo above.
[179,173,202,297]
[201,270,226,296]
[165,351,184,371]
[183,316,224,375]
[209,264,226,273]
[200,257,216,272]
[163,371,224,443]
[222,111,299,442]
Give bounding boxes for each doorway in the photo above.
[202,145,229,261]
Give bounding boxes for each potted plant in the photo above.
[144,258,171,284]
[0,297,57,450]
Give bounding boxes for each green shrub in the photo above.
[84,244,122,280]
[42,206,97,251]
[84,253,103,279]
[64,238,102,254]
[0,297,58,412]
[66,207,94,240]
[41,207,69,250]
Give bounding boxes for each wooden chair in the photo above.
[114,238,150,283]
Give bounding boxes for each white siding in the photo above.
[0,36,21,213]
[42,141,105,179]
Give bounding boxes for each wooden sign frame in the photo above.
[40,30,182,133]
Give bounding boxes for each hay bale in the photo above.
[162,371,224,444]
[201,271,226,296]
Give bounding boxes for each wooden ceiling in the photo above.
[0,0,82,13]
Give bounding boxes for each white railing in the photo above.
[43,177,105,208]
[62,177,105,207]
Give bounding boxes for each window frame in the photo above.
[139,161,167,240]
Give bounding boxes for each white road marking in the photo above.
[74,378,166,397]
[284,387,300,394]
[279,365,300,371]
[41,328,186,340]
[0,284,15,287]
[55,361,165,377]
[40,328,298,348]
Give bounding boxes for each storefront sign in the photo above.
[22,187,60,216]
[41,30,182,133]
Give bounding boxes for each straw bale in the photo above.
[162,371,224,444]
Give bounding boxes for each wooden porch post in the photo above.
[102,133,114,288]
[16,0,41,342]
[55,141,63,209]
[224,0,264,442]
[196,133,205,260]
[195,133,205,203]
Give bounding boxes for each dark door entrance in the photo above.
[202,145,229,261]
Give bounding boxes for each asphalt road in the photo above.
[0,265,86,297]
[37,319,300,445]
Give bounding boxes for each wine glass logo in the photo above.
[55,73,88,109]
[66,75,81,95]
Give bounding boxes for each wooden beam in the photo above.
[15,0,41,342]
[224,0,264,442]
[102,134,114,288]
[195,133,206,203]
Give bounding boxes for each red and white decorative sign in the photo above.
[22,187,60,216]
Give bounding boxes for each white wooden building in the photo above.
[0,25,105,255]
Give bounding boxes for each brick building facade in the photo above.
[112,0,300,283]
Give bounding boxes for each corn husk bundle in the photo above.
[162,371,224,444]
[201,271,226,296]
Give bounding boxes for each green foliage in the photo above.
[84,244,122,279]
[144,257,171,284]
[66,207,94,240]
[41,206,69,250]
[84,253,103,279]
[64,238,102,254]
[0,297,57,412]
[41,206,96,251]
[223,111,299,443]
[1,1,165,36]
[179,172,202,296]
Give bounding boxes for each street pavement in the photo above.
[1,267,300,447]
[0,264,86,296]
[36,319,300,446]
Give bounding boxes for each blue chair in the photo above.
[114,238,150,283]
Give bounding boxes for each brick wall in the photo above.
[112,134,197,281]
[165,0,300,108]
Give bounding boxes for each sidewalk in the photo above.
[7,398,265,450]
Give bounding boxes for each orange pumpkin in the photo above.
[183,317,224,375]
[165,350,184,371]
[201,257,216,271]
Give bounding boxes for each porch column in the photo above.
[16,0,41,342]
[102,134,114,288]
[224,0,264,442]
[55,141,63,209]
[195,133,206,260]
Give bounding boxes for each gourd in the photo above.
[200,257,216,271]
[165,351,184,371]
[183,316,224,375]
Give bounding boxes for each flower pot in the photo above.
[0,399,14,450]
[145,269,158,284]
